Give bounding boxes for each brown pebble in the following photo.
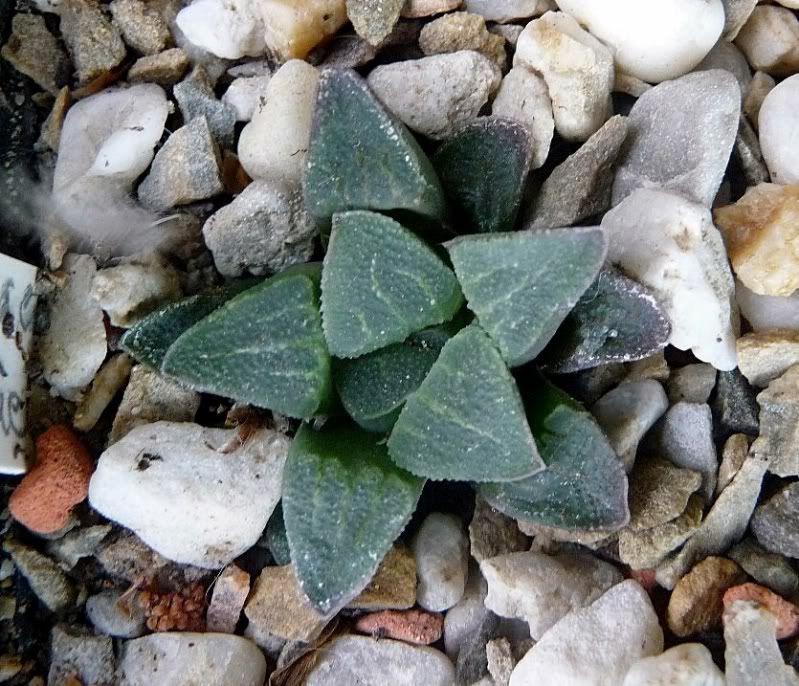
[207,564,250,633]
[724,582,799,639]
[354,609,443,645]
[9,426,93,534]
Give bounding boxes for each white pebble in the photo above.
[623,643,725,686]
[176,0,264,59]
[737,280,799,332]
[222,75,271,121]
[759,74,799,185]
[411,513,469,612]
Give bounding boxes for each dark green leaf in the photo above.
[447,228,607,367]
[322,211,463,357]
[162,266,332,418]
[266,504,291,566]
[481,378,629,531]
[335,330,446,432]
[387,325,544,482]
[283,423,424,613]
[304,69,445,222]
[538,266,672,373]
[433,118,532,234]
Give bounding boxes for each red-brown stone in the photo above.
[354,609,444,645]
[724,582,799,640]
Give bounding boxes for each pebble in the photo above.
[602,189,737,370]
[715,184,799,296]
[347,0,404,45]
[489,23,524,47]
[612,70,740,207]
[724,600,799,686]
[695,40,752,90]
[305,635,455,686]
[481,550,622,640]
[735,6,799,77]
[59,0,127,83]
[666,556,747,636]
[737,281,799,332]
[514,11,613,142]
[3,540,76,613]
[469,495,529,563]
[525,115,629,229]
[752,482,799,559]
[626,458,702,531]
[88,422,289,568]
[716,433,749,495]
[728,538,799,597]
[49,624,116,686]
[723,0,758,40]
[355,608,444,644]
[625,353,671,384]
[207,564,250,633]
[556,0,724,83]
[443,565,490,660]
[238,60,319,187]
[9,426,93,535]
[174,77,237,149]
[667,364,718,404]
[649,403,718,499]
[127,48,190,85]
[39,254,107,400]
[222,75,271,122]
[77,355,133,432]
[486,638,517,686]
[349,545,417,611]
[464,0,548,23]
[591,380,669,472]
[91,255,181,327]
[724,583,799,639]
[47,524,112,569]
[735,116,771,187]
[119,632,267,686]
[737,330,799,387]
[176,0,264,59]
[0,14,68,94]
[751,364,799,476]
[367,51,500,140]
[259,0,348,61]
[109,0,170,54]
[411,513,469,612]
[712,368,760,438]
[509,581,663,686]
[623,643,725,686]
[656,449,769,589]
[491,67,554,170]
[759,74,799,185]
[744,70,776,128]
[454,609,499,684]
[401,0,461,17]
[419,12,506,68]
[244,564,328,643]
[86,589,147,638]
[138,116,223,211]
[202,180,317,278]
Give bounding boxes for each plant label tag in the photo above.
[0,253,38,475]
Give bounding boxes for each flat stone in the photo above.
[723,0,758,40]
[46,524,112,569]
[759,74,799,185]
[751,364,799,476]
[525,115,629,229]
[202,180,317,278]
[728,538,799,597]
[602,189,738,370]
[626,458,702,531]
[305,635,455,686]
[724,583,799,639]
[1,14,69,94]
[454,608,498,684]
[464,0,547,23]
[86,589,147,638]
[347,0,404,45]
[624,352,671,384]
[443,564,490,661]
[514,10,613,142]
[724,600,799,686]
[591,380,669,471]
[110,365,201,444]
[367,51,500,140]
[735,6,799,77]
[623,643,725,686]
[419,11,506,68]
[411,513,469,612]
[489,23,524,46]
[49,624,116,686]
[174,77,237,149]
[109,0,171,54]
[486,637,517,686]
[244,564,328,643]
[752,482,799,559]
[207,564,250,633]
[355,608,443,645]
[138,116,223,210]
[3,540,76,613]
[348,545,417,611]
[668,364,718,404]
[509,581,663,686]
[667,556,747,636]
[491,67,554,169]
[744,70,776,128]
[695,40,752,90]
[737,281,799,333]
[469,495,529,563]
[656,449,769,589]
[127,48,190,86]
[119,632,267,686]
[89,422,289,568]
[737,330,799,387]
[734,116,771,188]
[649,402,718,499]
[222,75,271,121]
[717,433,749,495]
[59,0,127,83]
[711,368,760,438]
[481,550,622,640]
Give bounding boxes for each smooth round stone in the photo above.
[555,0,725,83]
[623,643,725,686]
[411,513,469,612]
[737,280,799,332]
[759,74,799,185]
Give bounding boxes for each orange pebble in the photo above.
[354,609,444,645]
[9,425,94,534]
[723,582,799,639]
